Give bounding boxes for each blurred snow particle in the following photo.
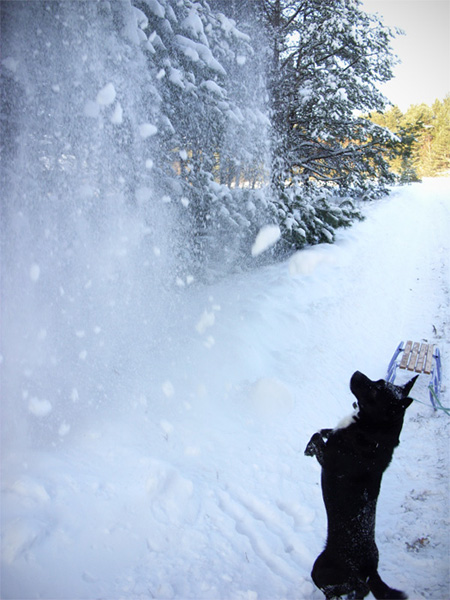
[179,149,188,161]
[2,57,19,72]
[204,335,215,349]
[58,422,71,437]
[96,82,116,106]
[52,84,60,93]
[29,263,40,282]
[110,102,123,124]
[135,186,152,205]
[162,381,175,398]
[180,196,189,208]
[156,69,166,79]
[79,350,87,360]
[196,310,215,334]
[139,123,158,139]
[145,158,154,170]
[160,420,174,436]
[28,397,52,417]
[236,55,246,66]
[84,100,100,118]
[251,225,281,257]
[153,246,161,257]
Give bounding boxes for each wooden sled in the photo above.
[386,340,442,410]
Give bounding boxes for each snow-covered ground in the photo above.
[1,178,449,600]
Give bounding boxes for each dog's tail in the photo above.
[368,572,407,599]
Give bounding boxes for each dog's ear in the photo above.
[402,374,419,398]
[402,396,414,409]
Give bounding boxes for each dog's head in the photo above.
[350,371,418,424]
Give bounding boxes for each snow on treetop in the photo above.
[181,7,205,40]
[142,0,165,19]
[175,35,226,76]
[201,80,224,97]
[133,7,149,30]
[216,13,250,42]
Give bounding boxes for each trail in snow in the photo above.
[1,179,449,600]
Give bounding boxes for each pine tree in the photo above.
[262,0,400,194]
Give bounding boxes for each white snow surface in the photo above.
[1,179,450,599]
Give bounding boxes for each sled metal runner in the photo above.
[386,340,442,410]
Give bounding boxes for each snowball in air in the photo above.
[96,82,116,106]
[28,397,52,417]
[251,225,281,257]
[30,264,40,282]
[139,123,158,139]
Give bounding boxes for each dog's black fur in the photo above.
[305,371,418,600]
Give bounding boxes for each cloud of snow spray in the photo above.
[0,1,179,449]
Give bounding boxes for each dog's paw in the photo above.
[320,428,333,439]
[304,432,322,456]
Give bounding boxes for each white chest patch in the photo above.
[334,408,359,430]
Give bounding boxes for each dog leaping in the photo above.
[305,371,418,600]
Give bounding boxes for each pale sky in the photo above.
[361,0,450,110]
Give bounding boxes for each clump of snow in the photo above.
[58,422,71,437]
[162,381,175,398]
[201,79,224,96]
[110,102,123,124]
[181,7,205,38]
[96,83,116,106]
[175,35,226,75]
[84,100,100,118]
[196,309,215,334]
[251,224,281,256]
[139,123,158,138]
[28,397,52,417]
[144,0,165,19]
[29,263,40,282]
[2,57,19,72]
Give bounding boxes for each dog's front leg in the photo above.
[304,431,328,465]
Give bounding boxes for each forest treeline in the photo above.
[127,0,403,274]
[4,0,442,280]
[369,97,450,181]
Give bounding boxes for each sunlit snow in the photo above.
[1,2,449,599]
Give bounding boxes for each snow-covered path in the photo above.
[1,179,449,599]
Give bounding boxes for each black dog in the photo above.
[305,371,418,600]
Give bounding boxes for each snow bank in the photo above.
[2,179,449,600]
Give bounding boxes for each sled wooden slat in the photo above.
[407,342,420,371]
[399,340,413,369]
[415,343,428,373]
[387,340,442,410]
[424,344,434,375]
